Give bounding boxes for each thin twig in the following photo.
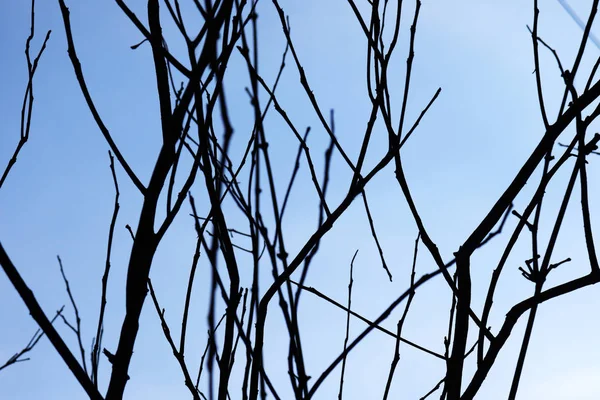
[57,255,88,375]
[0,244,102,399]
[0,306,64,372]
[92,150,120,387]
[0,0,51,189]
[337,250,358,399]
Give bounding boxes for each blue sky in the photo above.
[2,1,600,399]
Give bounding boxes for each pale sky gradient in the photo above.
[2,1,600,399]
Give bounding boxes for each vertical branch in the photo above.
[396,0,420,139]
[57,255,88,375]
[0,244,102,399]
[0,0,51,189]
[92,150,120,387]
[443,270,458,400]
[477,136,577,364]
[58,0,146,194]
[445,250,470,400]
[530,0,550,129]
[507,150,551,400]
[180,211,203,356]
[337,250,358,400]
[382,233,419,400]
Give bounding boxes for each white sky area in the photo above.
[1,1,600,399]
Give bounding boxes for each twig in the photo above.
[57,255,88,375]
[337,250,358,399]
[0,0,51,189]
[148,279,201,400]
[92,150,120,386]
[58,0,145,194]
[382,233,420,399]
[0,244,102,399]
[361,191,392,281]
[0,306,64,372]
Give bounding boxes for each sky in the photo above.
[1,1,600,399]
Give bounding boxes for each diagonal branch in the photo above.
[0,243,102,400]
[58,0,146,194]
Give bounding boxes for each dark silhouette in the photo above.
[2,1,600,399]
